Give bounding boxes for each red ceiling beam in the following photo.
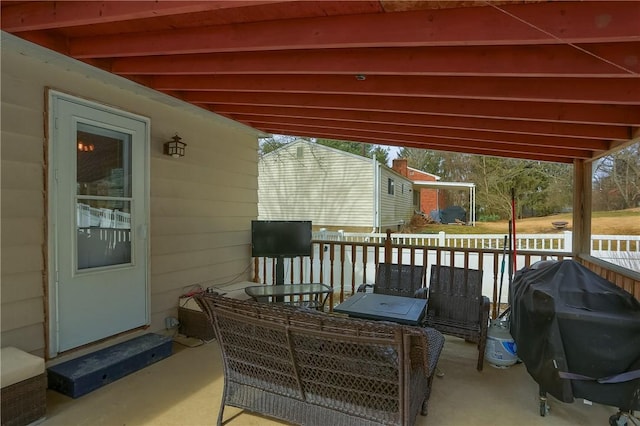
[182,92,640,126]
[0,1,283,32]
[237,115,609,152]
[67,2,640,58]
[397,141,572,164]
[214,105,631,141]
[251,122,599,157]
[111,43,640,77]
[151,75,640,105]
[257,125,581,163]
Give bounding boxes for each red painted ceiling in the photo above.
[2,0,639,163]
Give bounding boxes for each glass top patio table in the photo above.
[244,283,332,310]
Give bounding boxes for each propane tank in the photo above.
[485,318,518,368]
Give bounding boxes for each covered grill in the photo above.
[510,260,640,422]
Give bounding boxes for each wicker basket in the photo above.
[178,297,215,341]
[1,373,47,426]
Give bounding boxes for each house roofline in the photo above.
[261,139,414,184]
[407,166,440,180]
[2,31,266,138]
[413,181,475,189]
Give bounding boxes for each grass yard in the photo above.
[414,207,640,235]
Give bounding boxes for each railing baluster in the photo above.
[384,229,393,264]
[339,244,346,303]
[318,243,325,285]
[309,248,315,284]
[253,258,260,283]
[289,258,294,285]
[351,244,356,295]
[329,242,335,301]
[299,257,305,283]
[362,244,369,283]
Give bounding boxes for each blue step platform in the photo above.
[47,333,172,398]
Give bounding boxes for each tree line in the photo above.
[260,136,639,220]
[397,147,573,220]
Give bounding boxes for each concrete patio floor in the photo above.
[41,334,621,426]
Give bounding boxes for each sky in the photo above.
[385,145,401,160]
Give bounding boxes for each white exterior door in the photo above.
[49,92,149,355]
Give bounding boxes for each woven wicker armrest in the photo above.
[406,326,445,378]
[195,294,444,426]
[480,296,490,318]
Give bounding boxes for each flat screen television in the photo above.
[251,220,312,258]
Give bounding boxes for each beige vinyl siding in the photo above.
[1,69,47,354]
[147,113,257,331]
[378,167,414,231]
[1,41,259,356]
[258,141,375,228]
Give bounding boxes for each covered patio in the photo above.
[1,1,638,425]
[3,0,637,262]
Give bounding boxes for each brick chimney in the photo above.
[392,158,408,177]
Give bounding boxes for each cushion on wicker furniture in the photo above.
[1,347,44,388]
[195,294,444,426]
[1,347,46,426]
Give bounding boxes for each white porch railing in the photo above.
[76,203,131,229]
[253,230,640,315]
[254,243,570,311]
[314,229,640,255]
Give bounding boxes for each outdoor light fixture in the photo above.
[164,134,186,158]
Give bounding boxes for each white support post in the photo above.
[438,231,446,247]
[564,231,573,252]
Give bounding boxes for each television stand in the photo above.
[274,256,285,301]
[275,256,285,286]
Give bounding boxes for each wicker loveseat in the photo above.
[195,294,445,426]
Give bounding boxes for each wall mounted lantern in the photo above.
[164,134,186,158]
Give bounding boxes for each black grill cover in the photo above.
[510,260,640,410]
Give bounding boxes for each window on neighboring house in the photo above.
[296,146,304,158]
[388,178,395,195]
[401,183,404,194]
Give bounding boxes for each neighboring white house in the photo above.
[258,140,414,231]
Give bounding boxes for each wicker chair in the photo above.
[357,263,427,299]
[425,265,490,371]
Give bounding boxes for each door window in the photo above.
[76,123,133,270]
